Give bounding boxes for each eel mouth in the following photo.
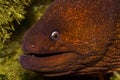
[26,51,69,57]
[19,51,80,76]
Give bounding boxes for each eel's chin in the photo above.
[19,52,82,77]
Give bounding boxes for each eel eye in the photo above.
[51,31,60,40]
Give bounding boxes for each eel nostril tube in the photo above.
[31,45,35,48]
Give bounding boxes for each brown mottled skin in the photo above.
[20,0,120,79]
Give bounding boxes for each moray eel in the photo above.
[20,0,120,77]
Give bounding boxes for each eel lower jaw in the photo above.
[19,51,81,77]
